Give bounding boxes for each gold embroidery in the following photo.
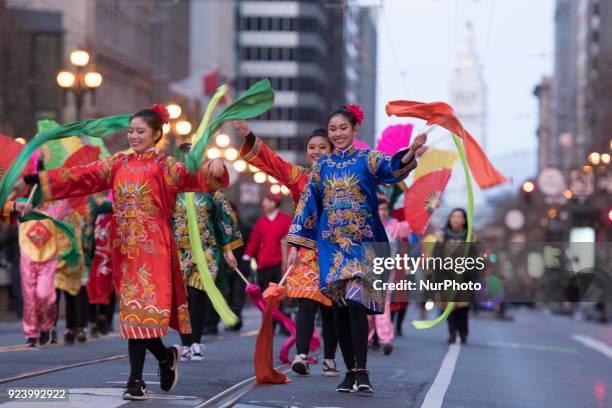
[113,181,159,258]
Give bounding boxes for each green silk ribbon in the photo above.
[185,85,238,327]
[411,134,474,329]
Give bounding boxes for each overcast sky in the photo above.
[375,0,555,157]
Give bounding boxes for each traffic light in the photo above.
[608,208,612,223]
[521,180,535,204]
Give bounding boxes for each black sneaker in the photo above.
[291,354,309,375]
[322,359,340,377]
[158,345,180,392]
[122,379,147,400]
[371,334,380,351]
[98,319,109,335]
[382,343,393,355]
[50,329,58,344]
[25,337,37,348]
[39,331,51,346]
[64,331,75,345]
[89,324,99,338]
[355,370,374,395]
[336,371,356,393]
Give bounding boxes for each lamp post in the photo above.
[56,49,103,120]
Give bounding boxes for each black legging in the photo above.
[391,308,407,335]
[77,286,89,329]
[257,265,281,291]
[333,300,368,370]
[295,298,337,359]
[180,286,211,346]
[447,307,469,341]
[55,289,78,331]
[128,338,170,381]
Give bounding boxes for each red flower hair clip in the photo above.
[346,104,365,125]
[151,104,170,124]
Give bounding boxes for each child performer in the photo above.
[287,105,426,394]
[234,121,339,377]
[368,194,411,354]
[173,141,243,360]
[16,105,228,401]
[18,200,66,347]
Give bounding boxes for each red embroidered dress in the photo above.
[240,133,331,306]
[38,149,228,339]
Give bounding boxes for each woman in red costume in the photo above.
[16,105,228,401]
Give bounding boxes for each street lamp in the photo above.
[70,49,90,67]
[166,104,182,120]
[206,147,221,160]
[254,171,267,183]
[224,147,238,161]
[233,159,247,172]
[216,134,231,148]
[175,120,192,136]
[588,152,601,165]
[57,49,103,120]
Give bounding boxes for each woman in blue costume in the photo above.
[287,105,427,394]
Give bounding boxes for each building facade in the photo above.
[235,0,346,164]
[6,0,190,144]
[1,6,63,138]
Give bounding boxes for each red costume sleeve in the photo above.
[162,156,229,193]
[39,155,118,201]
[240,133,307,202]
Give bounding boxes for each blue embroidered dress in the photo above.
[287,145,416,314]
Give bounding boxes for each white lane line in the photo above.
[572,334,612,359]
[420,344,461,408]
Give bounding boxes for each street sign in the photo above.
[239,183,261,205]
[569,170,594,196]
[537,167,566,196]
[505,209,525,231]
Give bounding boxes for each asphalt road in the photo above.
[0,306,609,408]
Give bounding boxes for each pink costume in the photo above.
[368,217,411,345]
[19,201,69,339]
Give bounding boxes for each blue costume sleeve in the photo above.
[367,149,417,184]
[286,160,322,250]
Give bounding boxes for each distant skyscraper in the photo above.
[235,0,345,165]
[449,22,487,152]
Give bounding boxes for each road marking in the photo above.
[484,341,579,354]
[0,354,127,385]
[0,333,121,353]
[572,334,612,359]
[420,344,461,408]
[239,330,259,337]
[197,354,314,408]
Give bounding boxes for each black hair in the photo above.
[130,108,164,143]
[306,128,331,146]
[445,207,468,232]
[326,106,358,128]
[178,142,192,154]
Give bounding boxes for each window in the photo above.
[240,17,322,33]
